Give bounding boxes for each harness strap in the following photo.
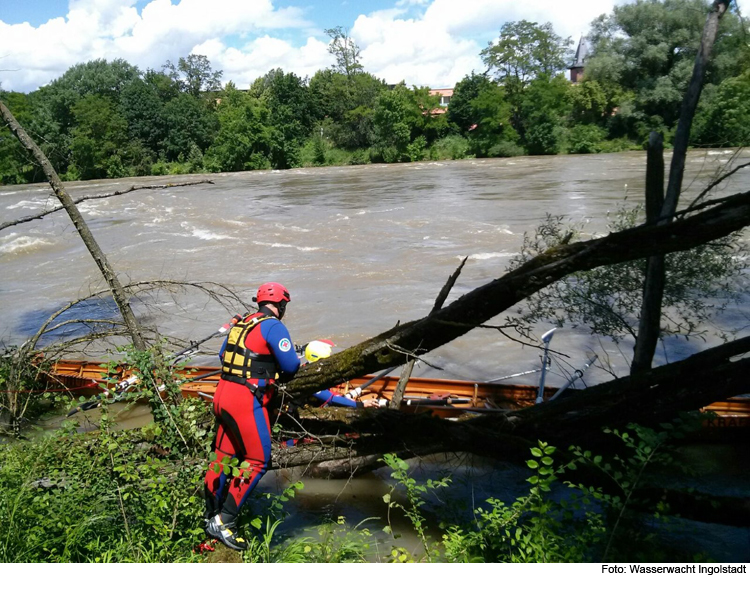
[221,373,264,403]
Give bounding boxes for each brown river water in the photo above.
[2,151,750,560]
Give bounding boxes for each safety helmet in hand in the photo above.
[304,339,334,363]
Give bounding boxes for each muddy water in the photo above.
[2,150,750,385]
[3,152,750,560]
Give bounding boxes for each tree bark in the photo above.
[662,0,730,218]
[632,1,730,374]
[631,132,665,374]
[285,189,750,399]
[0,100,147,351]
[274,335,750,469]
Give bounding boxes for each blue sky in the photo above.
[0,1,622,93]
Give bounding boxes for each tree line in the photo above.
[1,0,749,185]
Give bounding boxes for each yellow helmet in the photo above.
[304,339,334,363]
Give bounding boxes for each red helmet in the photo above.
[254,282,291,304]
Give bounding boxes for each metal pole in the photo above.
[536,328,556,404]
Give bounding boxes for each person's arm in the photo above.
[313,389,359,408]
[263,321,300,382]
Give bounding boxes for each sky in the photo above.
[0,0,631,93]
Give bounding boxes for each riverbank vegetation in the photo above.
[1,0,748,185]
[0,366,709,563]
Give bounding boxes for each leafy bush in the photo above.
[430,135,471,160]
[487,140,524,158]
[566,124,608,154]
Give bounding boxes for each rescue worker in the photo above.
[302,340,379,408]
[203,282,299,551]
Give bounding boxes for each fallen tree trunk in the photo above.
[275,335,750,472]
[271,336,750,526]
[285,189,750,398]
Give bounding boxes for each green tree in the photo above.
[466,84,518,157]
[325,26,364,79]
[585,0,749,141]
[692,70,750,146]
[35,59,141,133]
[250,69,314,169]
[69,95,129,179]
[119,78,166,154]
[481,21,572,145]
[162,93,218,161]
[447,73,493,134]
[205,85,272,171]
[0,91,37,183]
[520,75,571,155]
[310,69,385,149]
[163,55,223,98]
[372,84,422,162]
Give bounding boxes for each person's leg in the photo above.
[204,383,234,525]
[219,396,272,527]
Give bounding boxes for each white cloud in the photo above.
[0,0,628,93]
[0,0,313,91]
[350,0,623,88]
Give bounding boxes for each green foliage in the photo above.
[566,124,609,154]
[442,442,605,563]
[430,135,471,160]
[325,27,364,78]
[162,55,223,98]
[69,95,129,179]
[513,206,748,345]
[381,454,450,561]
[162,93,218,162]
[0,407,712,563]
[372,85,422,162]
[585,0,750,142]
[3,2,749,185]
[205,87,272,172]
[693,71,750,147]
[568,416,703,561]
[447,73,492,134]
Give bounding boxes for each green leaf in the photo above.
[527,460,539,469]
[531,448,543,457]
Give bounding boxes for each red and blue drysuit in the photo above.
[203,308,300,525]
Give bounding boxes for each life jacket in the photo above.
[220,314,278,383]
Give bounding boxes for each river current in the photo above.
[3,150,750,387]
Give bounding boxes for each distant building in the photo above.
[428,88,453,114]
[569,36,589,83]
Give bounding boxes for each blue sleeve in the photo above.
[313,390,358,408]
[218,336,228,362]
[261,320,300,378]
